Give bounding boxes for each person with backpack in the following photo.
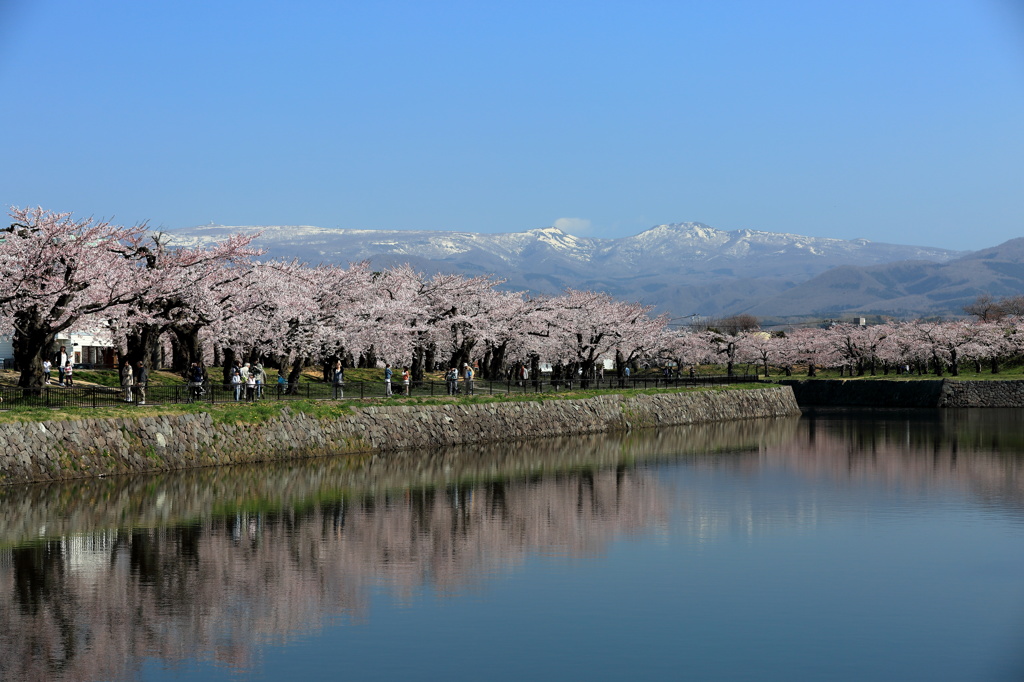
[446,367,458,395]
[187,362,205,402]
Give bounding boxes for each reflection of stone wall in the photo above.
[0,416,801,547]
[783,378,1024,408]
[0,387,799,484]
[764,409,1024,513]
[0,467,670,682]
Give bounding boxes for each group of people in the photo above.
[43,346,74,386]
[119,360,150,404]
[444,363,474,395]
[227,360,268,402]
[384,362,474,397]
[382,364,412,396]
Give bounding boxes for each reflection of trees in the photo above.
[769,409,1024,511]
[0,467,670,681]
[2,409,1022,680]
[0,416,798,547]
[0,417,800,681]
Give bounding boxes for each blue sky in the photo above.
[1,0,1021,250]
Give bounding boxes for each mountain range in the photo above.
[166,222,1024,322]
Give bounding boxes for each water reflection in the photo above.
[1,410,1022,681]
[794,408,1024,513]
[0,418,795,682]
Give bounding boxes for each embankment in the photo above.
[0,387,799,485]
[781,379,1024,408]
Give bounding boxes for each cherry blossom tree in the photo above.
[540,289,666,382]
[113,231,262,370]
[0,207,147,388]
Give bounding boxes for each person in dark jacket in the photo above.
[134,361,149,405]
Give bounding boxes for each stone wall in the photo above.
[0,387,799,485]
[938,380,1024,407]
[781,379,1024,408]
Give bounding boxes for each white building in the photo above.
[0,330,116,369]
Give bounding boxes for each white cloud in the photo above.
[553,217,592,234]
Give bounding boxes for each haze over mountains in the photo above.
[167,222,1024,322]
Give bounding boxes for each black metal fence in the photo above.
[0,374,761,410]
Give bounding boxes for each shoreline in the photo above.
[0,386,800,485]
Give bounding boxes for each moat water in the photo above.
[1,409,1023,681]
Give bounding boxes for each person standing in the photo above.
[121,362,134,401]
[253,362,265,400]
[332,360,345,399]
[42,359,52,385]
[402,367,410,395]
[133,361,149,405]
[231,366,242,401]
[384,363,393,396]
[463,363,474,395]
[63,362,74,387]
[56,346,68,385]
[447,367,458,395]
[245,371,256,402]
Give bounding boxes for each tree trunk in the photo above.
[411,346,425,383]
[170,325,203,372]
[424,344,436,375]
[487,341,507,381]
[222,347,237,385]
[12,313,54,392]
[124,324,164,371]
[286,355,305,395]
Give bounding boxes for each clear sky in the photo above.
[1,0,1022,251]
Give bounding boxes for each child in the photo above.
[42,359,52,384]
[63,363,74,387]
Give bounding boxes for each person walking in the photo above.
[42,359,52,385]
[447,367,458,395]
[402,367,410,395]
[133,361,149,404]
[63,362,74,387]
[384,363,393,396]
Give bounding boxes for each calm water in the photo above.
[2,409,1023,682]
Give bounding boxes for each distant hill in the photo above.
[166,222,974,320]
[742,238,1024,320]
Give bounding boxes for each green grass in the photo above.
[0,382,776,425]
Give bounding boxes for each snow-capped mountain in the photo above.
[166,222,967,320]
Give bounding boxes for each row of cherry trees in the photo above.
[2,207,1021,389]
[0,208,668,388]
[659,320,1024,378]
